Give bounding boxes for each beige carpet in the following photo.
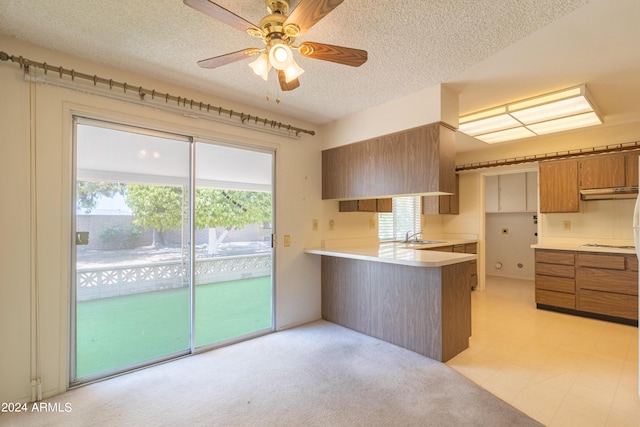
[0,320,542,426]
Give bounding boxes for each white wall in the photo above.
[485,213,538,279]
[320,84,458,149]
[541,199,635,245]
[0,36,323,403]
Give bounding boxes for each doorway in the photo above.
[483,170,538,280]
[71,118,274,384]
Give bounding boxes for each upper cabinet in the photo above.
[485,172,537,213]
[625,151,640,188]
[539,159,579,213]
[540,150,640,213]
[339,199,392,213]
[579,153,625,189]
[322,123,456,200]
[423,174,459,215]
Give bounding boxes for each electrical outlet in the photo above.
[369,219,376,229]
[329,219,334,231]
[312,219,318,230]
[501,228,509,235]
[284,235,291,247]
[563,220,571,230]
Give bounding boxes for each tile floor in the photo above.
[446,276,640,427]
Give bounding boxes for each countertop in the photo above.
[304,240,477,268]
[531,243,636,255]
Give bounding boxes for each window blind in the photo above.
[378,196,421,241]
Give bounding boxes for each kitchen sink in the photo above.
[404,240,443,245]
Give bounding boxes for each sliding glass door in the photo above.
[71,118,274,384]
[194,142,273,348]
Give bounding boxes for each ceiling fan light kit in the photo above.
[184,0,367,92]
[459,85,603,144]
[268,43,293,70]
[248,53,271,80]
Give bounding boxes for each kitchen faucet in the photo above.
[404,229,423,243]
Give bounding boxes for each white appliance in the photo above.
[632,157,640,397]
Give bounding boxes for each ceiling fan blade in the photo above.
[284,0,344,36]
[277,70,300,91]
[197,48,259,69]
[184,0,260,33]
[298,42,368,67]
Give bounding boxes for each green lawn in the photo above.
[76,276,272,379]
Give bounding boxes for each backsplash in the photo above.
[540,198,635,245]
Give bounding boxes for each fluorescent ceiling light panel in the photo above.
[526,111,602,135]
[458,85,602,144]
[458,114,520,136]
[508,86,582,111]
[509,96,593,124]
[476,127,536,144]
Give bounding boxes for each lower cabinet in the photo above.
[425,243,477,289]
[321,256,471,362]
[534,249,638,323]
[576,253,638,320]
[535,249,576,309]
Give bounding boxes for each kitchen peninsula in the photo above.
[305,241,477,362]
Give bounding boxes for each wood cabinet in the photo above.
[539,159,579,213]
[539,150,640,213]
[321,255,471,362]
[579,153,625,189]
[535,249,576,310]
[485,172,538,213]
[625,150,640,187]
[422,174,459,215]
[322,122,456,200]
[339,198,392,212]
[423,243,477,289]
[576,253,638,321]
[535,249,638,323]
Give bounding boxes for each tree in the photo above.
[76,181,125,213]
[195,189,272,254]
[125,184,184,247]
[78,180,272,251]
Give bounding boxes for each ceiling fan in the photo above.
[183,0,368,91]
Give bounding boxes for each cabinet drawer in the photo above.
[465,243,477,254]
[536,275,575,294]
[536,289,575,309]
[577,253,625,270]
[429,246,453,252]
[535,250,575,265]
[577,267,638,295]
[453,245,466,253]
[577,289,638,320]
[627,256,638,272]
[536,262,575,278]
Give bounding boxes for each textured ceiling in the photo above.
[1,0,640,152]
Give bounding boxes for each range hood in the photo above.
[580,187,638,200]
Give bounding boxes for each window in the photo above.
[378,196,422,241]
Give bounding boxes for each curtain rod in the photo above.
[0,51,315,137]
[456,141,640,172]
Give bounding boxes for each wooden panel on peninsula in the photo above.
[321,256,471,362]
[322,122,456,200]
